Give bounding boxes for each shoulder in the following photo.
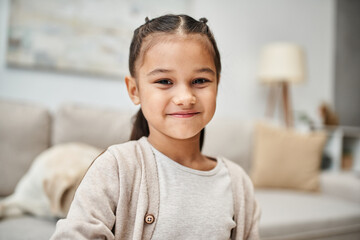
[220,157,255,192]
[99,137,153,171]
[92,138,149,175]
[221,157,248,179]
[107,139,139,158]
[107,137,150,161]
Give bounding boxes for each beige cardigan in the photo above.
[51,137,260,240]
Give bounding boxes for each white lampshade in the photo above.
[258,43,306,83]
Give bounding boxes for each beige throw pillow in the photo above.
[250,123,327,191]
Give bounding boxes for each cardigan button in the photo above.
[145,214,155,224]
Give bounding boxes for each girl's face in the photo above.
[126,36,218,142]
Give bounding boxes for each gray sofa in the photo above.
[1,99,360,240]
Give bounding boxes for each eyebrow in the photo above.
[195,67,216,76]
[147,68,173,76]
[146,67,215,76]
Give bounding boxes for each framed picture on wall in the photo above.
[6,0,191,78]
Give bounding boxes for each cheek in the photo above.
[202,88,217,111]
[139,89,167,114]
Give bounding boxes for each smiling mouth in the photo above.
[167,112,200,118]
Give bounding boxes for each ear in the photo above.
[125,76,140,105]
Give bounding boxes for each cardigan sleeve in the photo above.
[244,194,261,240]
[50,150,120,240]
[223,158,261,240]
[238,169,261,240]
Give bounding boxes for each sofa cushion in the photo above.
[320,171,360,204]
[256,189,360,240]
[52,103,134,149]
[250,123,326,191]
[0,99,51,196]
[0,215,57,240]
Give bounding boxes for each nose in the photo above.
[172,86,196,107]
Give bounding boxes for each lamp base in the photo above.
[266,82,293,128]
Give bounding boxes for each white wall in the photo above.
[0,0,335,123]
[192,0,335,123]
[0,0,135,113]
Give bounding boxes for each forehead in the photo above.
[143,33,213,52]
[136,34,215,72]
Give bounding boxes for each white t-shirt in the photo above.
[151,146,236,240]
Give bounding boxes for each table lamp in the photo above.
[258,42,306,127]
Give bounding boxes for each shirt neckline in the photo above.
[150,144,221,176]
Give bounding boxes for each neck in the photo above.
[147,131,203,165]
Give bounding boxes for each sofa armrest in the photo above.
[320,171,360,204]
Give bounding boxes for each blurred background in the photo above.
[1,0,358,127]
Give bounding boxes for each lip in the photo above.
[167,111,200,118]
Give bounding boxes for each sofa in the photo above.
[0,98,360,240]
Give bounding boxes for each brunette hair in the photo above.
[129,14,221,150]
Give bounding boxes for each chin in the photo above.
[168,129,202,141]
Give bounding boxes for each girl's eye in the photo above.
[156,79,173,85]
[192,78,210,85]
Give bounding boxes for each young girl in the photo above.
[51,14,260,240]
